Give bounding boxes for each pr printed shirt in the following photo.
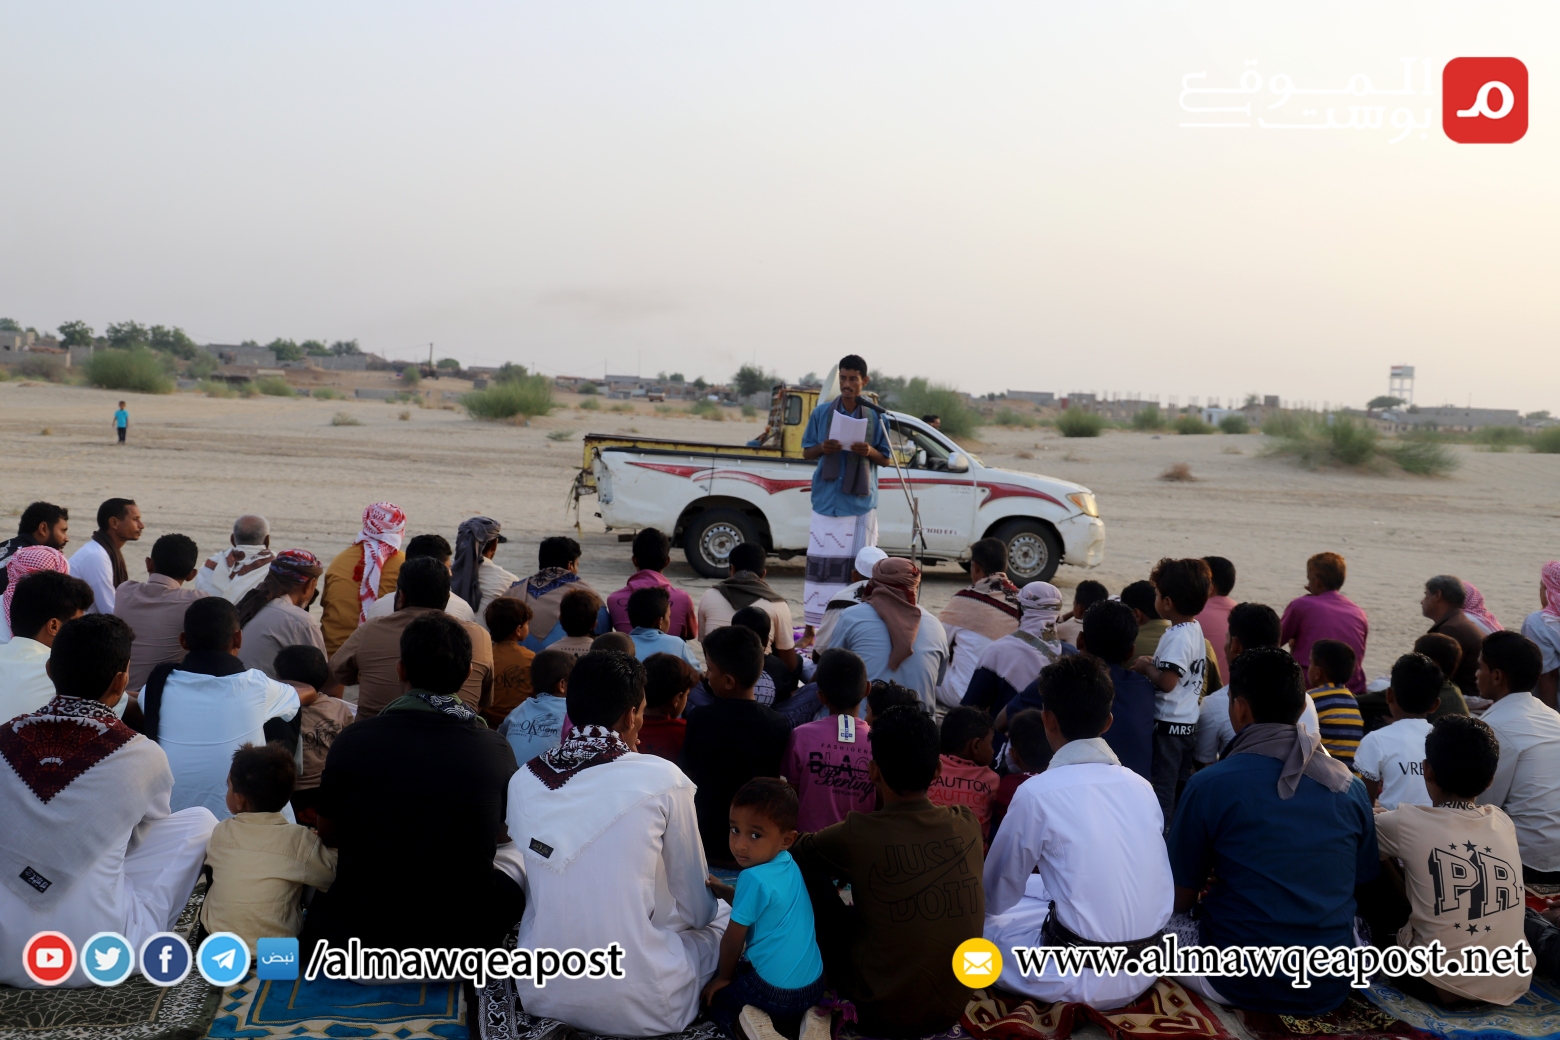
[1354,717,1433,809]
[785,715,875,832]
[1151,620,1205,725]
[928,753,999,839]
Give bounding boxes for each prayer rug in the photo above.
[477,976,723,1040]
[962,980,1232,1040]
[1234,993,1427,1039]
[205,976,468,1040]
[1364,978,1560,1040]
[0,886,221,1040]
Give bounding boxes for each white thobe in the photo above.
[1479,692,1560,872]
[364,591,476,623]
[157,669,300,820]
[938,627,994,708]
[507,753,729,1037]
[68,539,117,616]
[984,739,1174,1008]
[0,637,55,721]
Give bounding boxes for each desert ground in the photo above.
[2,380,1556,683]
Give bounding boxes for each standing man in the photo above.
[801,355,892,627]
[0,502,70,597]
[113,401,129,444]
[69,498,144,617]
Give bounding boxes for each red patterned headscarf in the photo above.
[352,503,406,622]
[3,547,70,630]
[1543,561,1560,620]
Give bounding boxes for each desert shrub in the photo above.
[1131,405,1164,430]
[1474,425,1528,452]
[398,410,411,421]
[1532,426,1560,454]
[199,379,236,398]
[655,404,675,415]
[610,402,635,413]
[1175,416,1213,435]
[1262,412,1309,438]
[1385,436,1459,475]
[1264,415,1387,470]
[401,366,421,387]
[578,382,598,394]
[85,347,174,394]
[547,429,574,441]
[885,378,981,438]
[464,375,555,420]
[1056,408,1104,438]
[1160,463,1196,481]
[992,407,1037,428]
[579,397,601,410]
[311,387,344,400]
[255,376,293,397]
[741,404,758,419]
[330,411,361,426]
[1218,414,1250,435]
[689,399,723,420]
[1325,417,1379,465]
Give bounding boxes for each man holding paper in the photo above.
[801,355,892,627]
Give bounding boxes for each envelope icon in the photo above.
[963,951,993,976]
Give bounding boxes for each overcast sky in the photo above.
[2,2,1554,410]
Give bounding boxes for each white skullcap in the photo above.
[855,546,888,575]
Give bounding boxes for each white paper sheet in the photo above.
[828,409,869,448]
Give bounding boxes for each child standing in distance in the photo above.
[928,706,999,841]
[627,586,702,669]
[1373,715,1531,1005]
[1131,557,1211,828]
[1306,639,1364,768]
[498,650,573,764]
[1355,653,1442,808]
[113,400,129,444]
[1054,580,1108,647]
[482,597,535,728]
[683,625,793,866]
[639,653,698,762]
[274,644,355,825]
[785,648,875,831]
[703,780,828,1040]
[202,743,336,952]
[989,708,1046,842]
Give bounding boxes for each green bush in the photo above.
[547,429,574,441]
[1264,415,1382,469]
[1175,416,1213,435]
[464,375,555,420]
[85,347,174,394]
[199,379,236,398]
[1385,436,1459,475]
[886,378,981,438]
[1131,405,1164,430]
[1475,425,1528,452]
[992,407,1037,428]
[610,402,635,413]
[1218,414,1250,435]
[1262,412,1309,438]
[1532,426,1560,454]
[1325,417,1379,465]
[689,398,724,420]
[330,411,361,426]
[311,387,344,400]
[401,366,421,387]
[741,404,758,419]
[578,382,598,395]
[255,376,294,397]
[578,396,600,410]
[15,354,68,382]
[1056,408,1104,438]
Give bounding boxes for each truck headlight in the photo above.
[1066,492,1098,518]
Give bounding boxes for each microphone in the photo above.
[853,396,888,414]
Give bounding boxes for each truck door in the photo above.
[876,419,979,554]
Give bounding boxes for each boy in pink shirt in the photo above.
[928,706,999,840]
[606,528,697,638]
[785,649,875,831]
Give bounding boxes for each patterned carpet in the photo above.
[1365,977,1560,1040]
[205,976,468,1040]
[0,887,221,1040]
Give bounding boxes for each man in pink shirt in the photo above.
[1279,551,1370,694]
[607,528,697,639]
[1198,556,1238,684]
[785,649,875,831]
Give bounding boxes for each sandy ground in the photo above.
[3,380,1557,682]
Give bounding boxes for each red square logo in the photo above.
[1443,57,1528,143]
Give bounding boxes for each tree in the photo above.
[437,357,461,370]
[301,339,330,356]
[733,364,771,396]
[693,376,708,391]
[105,321,149,350]
[494,362,529,384]
[148,325,199,360]
[57,321,95,347]
[268,338,303,362]
[1367,395,1405,410]
[0,317,21,332]
[329,339,361,356]
[667,372,685,383]
[1526,410,1551,421]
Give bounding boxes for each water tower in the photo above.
[1389,365,1415,405]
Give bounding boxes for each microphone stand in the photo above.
[857,397,927,569]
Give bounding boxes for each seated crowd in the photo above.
[5,497,1560,1039]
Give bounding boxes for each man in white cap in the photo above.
[813,545,888,651]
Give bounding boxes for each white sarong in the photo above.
[802,511,878,627]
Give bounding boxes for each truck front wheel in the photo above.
[682,508,760,578]
[994,519,1062,584]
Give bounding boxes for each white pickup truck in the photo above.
[572,386,1106,583]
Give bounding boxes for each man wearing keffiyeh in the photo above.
[506,650,728,1036]
[1521,561,1560,708]
[320,502,407,656]
[829,557,950,711]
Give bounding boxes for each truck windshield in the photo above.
[886,419,960,471]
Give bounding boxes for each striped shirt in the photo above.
[1309,684,1364,768]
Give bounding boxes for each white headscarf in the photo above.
[975,581,1065,692]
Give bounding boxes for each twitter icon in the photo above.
[81,932,135,987]
[198,932,251,987]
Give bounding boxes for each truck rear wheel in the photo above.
[994,519,1062,584]
[683,508,760,578]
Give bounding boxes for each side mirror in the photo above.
[947,452,970,473]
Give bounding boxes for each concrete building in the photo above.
[204,343,278,367]
[1379,406,1522,432]
[1007,390,1055,406]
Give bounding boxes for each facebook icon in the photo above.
[138,932,192,987]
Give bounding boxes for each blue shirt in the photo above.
[630,627,701,669]
[801,397,892,517]
[523,605,611,653]
[1167,753,1377,1015]
[730,850,824,990]
[113,409,129,428]
[1008,659,1150,779]
[830,602,949,711]
[498,692,568,764]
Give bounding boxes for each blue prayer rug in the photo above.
[1365,978,1560,1040]
[206,976,468,1040]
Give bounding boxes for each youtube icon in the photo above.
[23,932,76,986]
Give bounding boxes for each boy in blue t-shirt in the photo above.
[113,400,129,444]
[704,779,828,1040]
